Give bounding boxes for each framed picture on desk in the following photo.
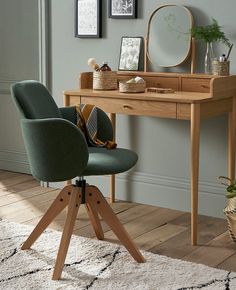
[75,0,102,38]
[118,37,142,71]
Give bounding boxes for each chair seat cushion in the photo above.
[82,147,138,176]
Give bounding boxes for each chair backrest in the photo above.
[11,80,113,142]
[11,80,62,119]
[11,80,88,182]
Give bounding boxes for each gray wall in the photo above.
[1,0,236,218]
[49,0,236,217]
[0,0,40,172]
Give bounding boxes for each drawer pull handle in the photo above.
[123,104,133,110]
[201,85,209,89]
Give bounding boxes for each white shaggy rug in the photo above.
[0,219,236,290]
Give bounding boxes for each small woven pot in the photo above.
[93,71,117,90]
[119,81,146,93]
[224,197,236,243]
[212,60,230,76]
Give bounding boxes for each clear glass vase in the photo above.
[204,42,215,74]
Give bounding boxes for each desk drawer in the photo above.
[69,96,81,106]
[145,77,179,90]
[118,76,179,90]
[81,96,176,118]
[182,78,210,92]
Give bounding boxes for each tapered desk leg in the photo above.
[228,97,236,182]
[110,113,116,203]
[190,103,200,246]
[64,93,72,186]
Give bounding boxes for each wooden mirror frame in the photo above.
[144,5,195,74]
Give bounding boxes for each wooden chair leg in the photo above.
[86,185,145,263]
[52,186,81,280]
[85,202,104,240]
[21,185,73,250]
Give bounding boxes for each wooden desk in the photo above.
[64,71,236,245]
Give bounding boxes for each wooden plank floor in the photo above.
[0,170,236,272]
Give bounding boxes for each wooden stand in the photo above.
[64,71,236,246]
[21,182,145,280]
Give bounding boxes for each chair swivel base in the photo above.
[21,180,145,280]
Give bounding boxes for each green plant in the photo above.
[191,19,231,47]
[219,176,236,198]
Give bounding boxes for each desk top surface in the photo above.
[64,88,220,104]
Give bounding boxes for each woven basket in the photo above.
[93,71,117,90]
[224,197,236,243]
[119,81,146,93]
[212,60,230,76]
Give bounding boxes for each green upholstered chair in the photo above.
[11,80,145,280]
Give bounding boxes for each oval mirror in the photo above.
[147,5,193,68]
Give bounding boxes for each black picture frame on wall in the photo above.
[109,0,137,19]
[75,0,102,38]
[118,37,142,71]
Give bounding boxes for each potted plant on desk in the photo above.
[219,176,236,243]
[191,19,232,74]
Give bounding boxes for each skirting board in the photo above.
[50,171,227,219]
[0,149,30,174]
[0,149,226,218]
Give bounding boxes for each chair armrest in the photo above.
[21,118,88,182]
[59,106,77,124]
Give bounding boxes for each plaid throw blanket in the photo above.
[76,104,117,149]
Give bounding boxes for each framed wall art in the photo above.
[109,0,137,19]
[118,37,142,71]
[75,0,102,38]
